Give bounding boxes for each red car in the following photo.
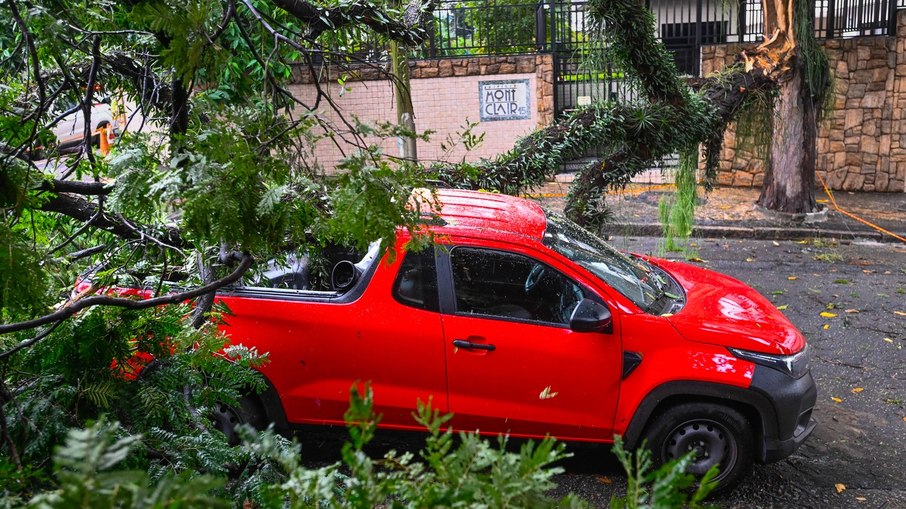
[215,188,816,493]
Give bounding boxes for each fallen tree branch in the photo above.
[40,179,112,196]
[0,252,253,339]
[39,193,184,248]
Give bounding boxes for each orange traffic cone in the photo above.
[99,126,110,156]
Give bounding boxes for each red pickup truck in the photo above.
[193,188,814,493]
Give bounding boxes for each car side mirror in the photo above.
[569,299,613,333]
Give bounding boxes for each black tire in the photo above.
[211,394,268,446]
[642,402,754,496]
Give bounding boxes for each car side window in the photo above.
[238,241,381,295]
[392,248,440,312]
[450,247,585,326]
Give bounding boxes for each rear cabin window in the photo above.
[239,242,381,294]
[392,248,439,312]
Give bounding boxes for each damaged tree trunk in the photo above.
[747,0,824,214]
[757,67,819,213]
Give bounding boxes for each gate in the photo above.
[548,1,639,115]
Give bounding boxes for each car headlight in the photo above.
[728,344,811,379]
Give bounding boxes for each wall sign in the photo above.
[479,79,531,121]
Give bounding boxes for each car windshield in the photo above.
[542,212,663,309]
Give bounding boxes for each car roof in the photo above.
[411,188,548,242]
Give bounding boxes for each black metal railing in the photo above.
[405,0,903,113]
[815,0,897,37]
[550,1,642,114]
[417,1,544,58]
[416,0,902,64]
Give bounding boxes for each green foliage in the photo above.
[131,0,230,85]
[244,383,586,509]
[586,0,683,102]
[609,436,717,509]
[25,418,227,509]
[327,150,431,254]
[732,85,774,170]
[2,304,270,491]
[439,118,485,163]
[0,222,50,318]
[428,0,541,57]
[793,0,831,110]
[658,149,698,253]
[2,1,441,503]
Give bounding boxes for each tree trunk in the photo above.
[390,39,417,162]
[170,76,190,141]
[756,68,818,213]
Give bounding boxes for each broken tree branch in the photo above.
[0,252,253,339]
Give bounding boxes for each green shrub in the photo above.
[9,385,718,509]
[609,436,717,509]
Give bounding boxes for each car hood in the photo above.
[653,258,805,355]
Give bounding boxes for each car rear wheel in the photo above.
[642,402,754,495]
[211,394,268,446]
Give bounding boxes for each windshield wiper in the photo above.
[635,258,679,313]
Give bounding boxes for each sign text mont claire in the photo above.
[479,80,531,121]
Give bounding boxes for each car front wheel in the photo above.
[642,402,754,495]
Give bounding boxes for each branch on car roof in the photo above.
[0,252,253,341]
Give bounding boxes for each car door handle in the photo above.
[452,339,496,351]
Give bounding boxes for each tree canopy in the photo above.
[1,0,439,497]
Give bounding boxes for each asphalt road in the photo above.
[548,236,906,508]
[298,236,906,508]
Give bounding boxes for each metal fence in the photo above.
[548,1,642,115]
[419,0,901,62]
[417,2,543,57]
[814,0,899,37]
[644,0,899,75]
[411,0,903,113]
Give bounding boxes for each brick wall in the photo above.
[289,54,554,171]
[700,9,906,192]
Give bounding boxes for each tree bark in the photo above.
[756,68,818,213]
[390,39,417,162]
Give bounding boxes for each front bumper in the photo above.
[750,365,818,463]
[763,416,816,463]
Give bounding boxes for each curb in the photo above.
[608,223,906,242]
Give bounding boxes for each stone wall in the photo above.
[289,54,554,170]
[700,9,906,192]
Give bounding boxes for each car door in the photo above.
[217,244,448,430]
[438,243,623,441]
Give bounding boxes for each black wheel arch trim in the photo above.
[621,379,778,463]
[255,375,291,433]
